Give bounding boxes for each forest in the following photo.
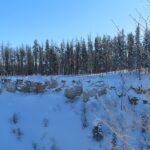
[0,24,149,76]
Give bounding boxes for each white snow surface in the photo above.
[0,72,150,150]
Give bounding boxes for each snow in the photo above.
[0,72,150,150]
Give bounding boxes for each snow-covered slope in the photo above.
[0,73,150,150]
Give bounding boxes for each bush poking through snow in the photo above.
[111,133,117,150]
[141,113,149,133]
[61,80,66,87]
[128,96,139,105]
[109,86,116,90]
[50,80,58,89]
[97,87,107,97]
[17,80,31,93]
[32,143,38,150]
[96,82,107,97]
[55,87,62,92]
[140,113,150,149]
[12,128,23,141]
[5,82,16,93]
[64,85,83,100]
[65,88,77,100]
[82,92,89,102]
[61,80,66,83]
[131,86,146,94]
[15,79,24,89]
[72,80,76,83]
[143,100,148,104]
[83,88,97,102]
[75,85,83,96]
[10,113,19,125]
[83,84,108,101]
[17,81,46,94]
[33,82,46,93]
[44,80,51,88]
[92,124,103,142]
[10,113,23,140]
[44,79,58,89]
[147,88,150,95]
[43,118,49,128]
[51,144,57,150]
[0,86,3,94]
[81,104,88,128]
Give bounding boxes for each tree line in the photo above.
[0,24,150,76]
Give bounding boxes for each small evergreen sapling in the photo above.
[92,124,103,142]
[141,112,149,133]
[111,133,117,150]
[81,104,88,128]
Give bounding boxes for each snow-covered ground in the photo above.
[0,72,150,150]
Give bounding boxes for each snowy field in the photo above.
[0,72,150,150]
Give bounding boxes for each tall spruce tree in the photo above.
[59,41,66,75]
[135,24,141,79]
[117,30,127,71]
[143,26,150,72]
[94,36,101,73]
[75,41,80,74]
[33,40,39,74]
[45,40,51,75]
[39,44,44,75]
[81,39,88,74]
[19,46,25,75]
[87,36,93,74]
[127,33,135,71]
[69,41,74,74]
[26,46,33,75]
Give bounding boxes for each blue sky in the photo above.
[0,0,148,46]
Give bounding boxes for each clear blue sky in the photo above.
[0,0,148,46]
